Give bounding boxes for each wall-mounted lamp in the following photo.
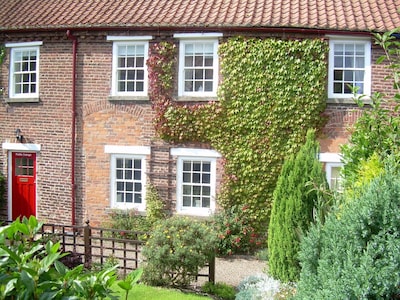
[15,129,23,142]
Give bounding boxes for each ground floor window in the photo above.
[319,153,344,192]
[105,145,150,210]
[171,148,221,216]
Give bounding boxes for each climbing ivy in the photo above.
[147,37,328,233]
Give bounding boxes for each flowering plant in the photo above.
[213,204,263,256]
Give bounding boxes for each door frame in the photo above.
[2,142,41,220]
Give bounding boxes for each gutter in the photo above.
[66,30,77,226]
[0,25,377,36]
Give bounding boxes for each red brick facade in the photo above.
[0,30,394,225]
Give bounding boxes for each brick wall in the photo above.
[0,30,396,226]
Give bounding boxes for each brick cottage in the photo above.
[0,0,399,226]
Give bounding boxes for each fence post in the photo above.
[209,255,215,283]
[84,220,92,268]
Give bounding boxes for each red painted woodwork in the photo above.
[12,152,36,219]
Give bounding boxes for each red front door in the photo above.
[12,152,36,220]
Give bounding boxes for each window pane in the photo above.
[204,81,213,91]
[134,193,142,203]
[126,193,133,203]
[193,197,201,207]
[135,182,142,192]
[202,197,210,208]
[344,57,354,68]
[183,162,191,171]
[126,182,133,191]
[185,56,193,67]
[334,83,342,93]
[116,192,124,202]
[193,162,201,172]
[193,186,201,195]
[183,185,191,195]
[344,70,353,81]
[134,159,141,169]
[204,56,213,67]
[202,173,210,183]
[136,57,144,67]
[185,44,194,55]
[183,172,191,182]
[195,56,203,67]
[355,57,364,68]
[183,196,191,207]
[126,57,135,68]
[134,170,141,180]
[203,186,211,196]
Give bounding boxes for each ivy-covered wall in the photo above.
[148,37,329,232]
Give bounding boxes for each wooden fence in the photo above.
[38,221,215,282]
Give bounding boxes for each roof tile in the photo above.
[0,0,399,32]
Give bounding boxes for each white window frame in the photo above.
[174,33,222,98]
[6,41,42,99]
[319,153,344,191]
[327,36,371,99]
[171,148,221,216]
[105,145,150,211]
[107,36,151,97]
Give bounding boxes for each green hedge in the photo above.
[295,165,400,299]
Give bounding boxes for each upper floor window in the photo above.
[328,37,371,99]
[171,148,221,216]
[105,145,150,211]
[108,36,151,97]
[6,41,42,100]
[174,33,222,98]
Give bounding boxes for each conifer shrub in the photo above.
[295,166,400,299]
[267,130,329,282]
[142,216,217,287]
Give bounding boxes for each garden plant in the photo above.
[142,216,217,287]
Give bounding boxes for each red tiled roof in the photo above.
[0,0,399,33]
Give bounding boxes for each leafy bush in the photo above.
[268,130,329,282]
[0,216,118,299]
[202,282,236,300]
[146,182,167,224]
[142,216,217,287]
[213,204,263,256]
[105,209,152,237]
[295,166,400,299]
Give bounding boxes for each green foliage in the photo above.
[268,130,329,283]
[105,209,152,237]
[146,183,167,225]
[343,152,384,201]
[0,216,118,299]
[341,93,400,189]
[201,282,235,300]
[341,29,400,190]
[118,268,143,300]
[212,204,262,256]
[295,165,400,299]
[142,216,217,287]
[148,38,328,234]
[374,28,400,97]
[112,283,211,299]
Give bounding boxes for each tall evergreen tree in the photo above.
[267,129,329,282]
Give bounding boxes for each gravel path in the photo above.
[195,255,266,288]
